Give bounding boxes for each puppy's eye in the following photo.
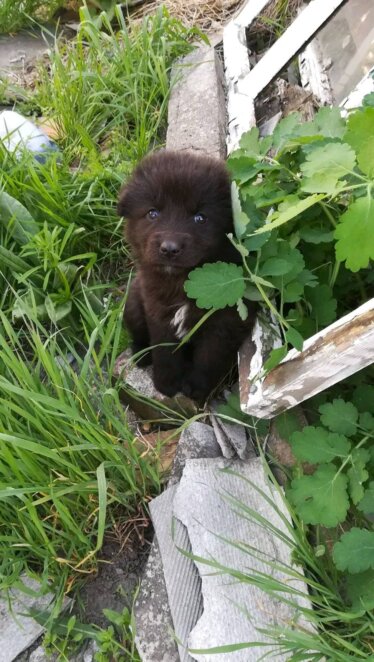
[147,208,160,220]
[193,212,207,224]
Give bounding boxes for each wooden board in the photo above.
[223,0,271,152]
[243,0,346,101]
[224,0,345,152]
[240,298,374,419]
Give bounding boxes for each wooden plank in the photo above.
[223,0,271,152]
[241,298,374,419]
[244,0,345,101]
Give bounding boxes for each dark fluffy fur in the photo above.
[117,149,255,401]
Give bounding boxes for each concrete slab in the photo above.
[150,487,202,662]
[166,45,227,159]
[134,537,179,662]
[0,576,56,662]
[173,457,311,661]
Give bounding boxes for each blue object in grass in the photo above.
[0,110,60,162]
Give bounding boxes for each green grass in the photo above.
[0,0,63,34]
[33,5,202,164]
[0,303,160,597]
[0,5,200,652]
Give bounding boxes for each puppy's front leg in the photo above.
[182,310,249,401]
[150,323,186,397]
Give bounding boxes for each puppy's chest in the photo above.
[170,303,190,340]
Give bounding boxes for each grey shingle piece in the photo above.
[150,486,202,662]
[173,457,312,661]
[168,421,222,486]
[210,413,256,460]
[0,576,57,662]
[134,537,179,662]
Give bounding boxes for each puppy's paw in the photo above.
[153,372,183,398]
[131,344,152,367]
[181,373,211,402]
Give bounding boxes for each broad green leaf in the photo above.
[313,106,345,139]
[344,106,374,176]
[244,231,270,252]
[298,269,318,288]
[231,182,249,238]
[307,284,337,326]
[236,298,248,321]
[253,194,325,235]
[288,463,349,527]
[243,285,264,301]
[260,257,293,277]
[363,93,374,108]
[290,426,351,464]
[263,345,287,372]
[241,198,270,250]
[346,570,374,611]
[353,384,374,414]
[272,112,301,152]
[283,280,304,303]
[300,142,356,195]
[238,127,260,154]
[319,399,358,436]
[359,411,374,431]
[285,326,303,351]
[333,528,374,573]
[347,449,370,505]
[184,262,245,310]
[334,196,374,272]
[274,410,302,439]
[227,156,258,185]
[358,482,374,515]
[299,224,334,244]
[270,243,305,286]
[0,191,38,245]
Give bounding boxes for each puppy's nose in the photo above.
[159,240,183,258]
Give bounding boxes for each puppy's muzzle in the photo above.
[159,240,182,258]
[149,232,192,262]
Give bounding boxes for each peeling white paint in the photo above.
[242,298,374,418]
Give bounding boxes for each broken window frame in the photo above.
[223,0,374,418]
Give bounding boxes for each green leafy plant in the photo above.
[184,105,373,367]
[285,394,374,610]
[1,189,102,328]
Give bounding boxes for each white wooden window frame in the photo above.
[223,0,374,418]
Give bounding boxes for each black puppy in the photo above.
[117,149,254,401]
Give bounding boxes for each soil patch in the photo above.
[77,518,152,629]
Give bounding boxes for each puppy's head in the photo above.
[117,150,234,272]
